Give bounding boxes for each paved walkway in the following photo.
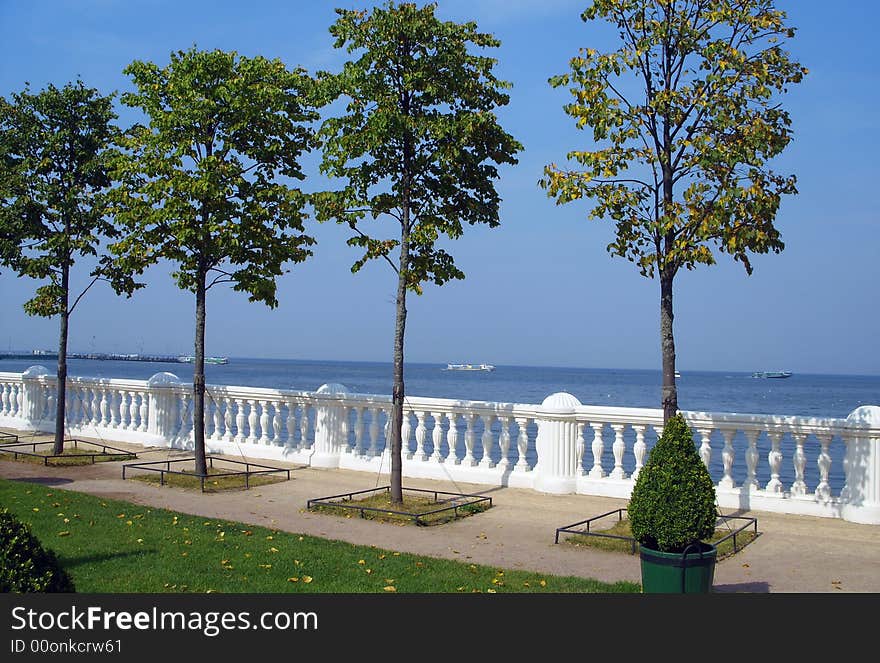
[2,430,879,593]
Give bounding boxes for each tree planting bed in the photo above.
[0,438,138,465]
[122,455,291,492]
[555,508,759,559]
[307,486,493,526]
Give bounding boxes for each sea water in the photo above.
[1,356,876,418]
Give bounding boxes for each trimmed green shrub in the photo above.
[0,508,75,592]
[628,414,717,553]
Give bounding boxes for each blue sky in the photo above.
[0,0,877,375]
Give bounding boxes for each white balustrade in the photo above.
[1,368,878,524]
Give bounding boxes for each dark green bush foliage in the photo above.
[0,509,74,592]
[628,414,717,553]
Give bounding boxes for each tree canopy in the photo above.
[0,80,138,452]
[314,1,522,502]
[542,0,806,420]
[109,47,319,473]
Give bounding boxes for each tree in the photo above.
[542,0,806,421]
[314,1,521,504]
[110,47,318,475]
[0,81,138,454]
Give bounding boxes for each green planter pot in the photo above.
[639,542,717,594]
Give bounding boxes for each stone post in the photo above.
[311,383,349,468]
[146,372,183,447]
[21,365,51,431]
[842,406,880,524]
[533,392,582,494]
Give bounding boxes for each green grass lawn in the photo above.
[0,478,640,594]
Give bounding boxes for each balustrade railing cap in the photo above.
[541,391,582,411]
[316,383,350,396]
[22,365,50,379]
[147,372,183,387]
[846,405,880,428]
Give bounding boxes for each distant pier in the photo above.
[0,351,216,364]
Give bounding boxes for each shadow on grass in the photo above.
[10,476,74,486]
[60,548,159,570]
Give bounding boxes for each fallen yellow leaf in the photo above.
[383,586,396,592]
[287,577,299,583]
[57,531,70,537]
[302,576,313,584]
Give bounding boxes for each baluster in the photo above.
[430,412,445,463]
[815,434,833,501]
[719,429,737,489]
[222,398,234,443]
[75,386,87,429]
[498,416,512,469]
[0,383,8,416]
[791,433,808,496]
[462,413,477,466]
[632,425,647,480]
[576,422,586,476]
[744,430,760,490]
[90,388,102,427]
[446,413,460,464]
[245,399,259,444]
[110,389,122,429]
[285,400,296,447]
[139,392,149,432]
[234,398,247,444]
[300,402,311,449]
[697,427,713,470]
[115,389,126,429]
[368,407,380,457]
[514,417,530,471]
[99,387,110,427]
[15,384,23,417]
[413,411,428,461]
[272,400,283,446]
[589,422,605,478]
[352,407,365,456]
[765,432,784,493]
[259,400,271,445]
[610,424,627,479]
[479,414,496,468]
[210,396,223,441]
[84,387,95,426]
[123,390,135,430]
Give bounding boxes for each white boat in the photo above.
[445,363,495,372]
[752,371,792,379]
[177,355,229,365]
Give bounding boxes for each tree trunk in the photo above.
[389,213,410,506]
[193,271,207,476]
[53,262,70,455]
[660,269,677,423]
